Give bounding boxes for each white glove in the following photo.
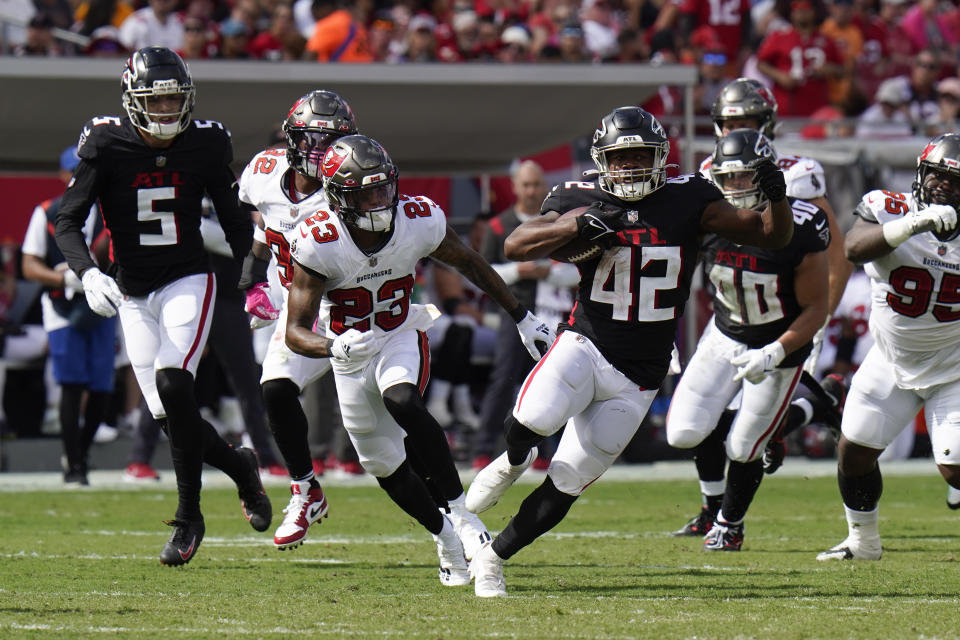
[330,328,382,363]
[516,311,556,361]
[668,343,682,375]
[80,267,123,317]
[62,268,85,294]
[731,342,786,384]
[882,204,957,247]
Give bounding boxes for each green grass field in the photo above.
[2,468,959,639]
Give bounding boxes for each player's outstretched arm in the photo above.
[702,159,794,248]
[208,168,254,262]
[285,262,334,358]
[845,205,957,263]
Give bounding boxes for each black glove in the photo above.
[752,159,787,203]
[575,202,625,248]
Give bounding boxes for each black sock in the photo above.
[493,476,577,560]
[262,378,313,479]
[405,439,449,510]
[839,464,882,511]
[376,460,444,534]
[704,494,723,515]
[719,459,764,524]
[156,368,204,521]
[505,415,544,466]
[199,419,246,482]
[780,404,810,438]
[383,383,463,500]
[80,390,110,458]
[694,412,731,482]
[59,384,85,471]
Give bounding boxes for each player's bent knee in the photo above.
[352,435,405,477]
[547,460,591,496]
[261,378,300,413]
[666,423,708,449]
[940,464,960,487]
[155,368,194,406]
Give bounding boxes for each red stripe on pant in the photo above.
[181,273,214,370]
[515,336,561,410]
[416,331,430,396]
[747,366,803,460]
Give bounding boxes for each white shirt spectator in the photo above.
[118,0,184,51]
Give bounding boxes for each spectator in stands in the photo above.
[755,0,844,117]
[613,27,648,62]
[820,0,863,108]
[900,0,959,55]
[21,147,116,486]
[249,2,305,60]
[931,77,960,136]
[367,9,399,61]
[527,0,576,57]
[556,21,589,62]
[855,76,913,138]
[14,14,63,57]
[180,16,215,59]
[73,0,134,37]
[656,0,751,67]
[216,18,252,59]
[497,24,532,62]
[580,0,619,61]
[118,0,184,52]
[852,0,913,103]
[304,0,373,62]
[397,13,439,62]
[84,26,128,57]
[903,49,947,135]
[34,0,73,30]
[695,49,729,114]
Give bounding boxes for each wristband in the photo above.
[881,217,914,248]
[238,254,270,290]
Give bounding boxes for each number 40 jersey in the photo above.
[855,189,960,389]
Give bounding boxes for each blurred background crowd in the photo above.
[0,0,947,480]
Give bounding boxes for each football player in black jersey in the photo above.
[54,47,271,566]
[464,106,794,597]
[665,129,829,551]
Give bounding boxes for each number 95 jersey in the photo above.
[855,189,960,389]
[289,195,447,339]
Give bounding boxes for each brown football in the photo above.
[548,206,604,263]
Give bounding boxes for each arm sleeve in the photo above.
[54,160,101,275]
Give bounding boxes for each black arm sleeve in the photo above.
[54,160,100,276]
[207,165,253,263]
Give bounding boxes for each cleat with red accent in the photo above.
[160,518,205,566]
[274,480,329,550]
[237,447,273,532]
[123,462,160,482]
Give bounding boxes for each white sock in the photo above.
[948,486,960,506]
[844,505,880,540]
[794,398,814,426]
[700,480,726,497]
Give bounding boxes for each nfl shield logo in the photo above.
[289,208,298,218]
[939,245,948,256]
[156,155,166,167]
[369,257,378,267]
[627,210,639,224]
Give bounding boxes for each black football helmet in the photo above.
[590,106,671,201]
[711,78,778,139]
[121,46,195,140]
[320,135,399,232]
[914,133,960,240]
[283,90,358,179]
[709,128,777,210]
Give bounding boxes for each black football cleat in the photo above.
[671,507,716,537]
[160,518,205,566]
[237,447,272,532]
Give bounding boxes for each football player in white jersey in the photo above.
[674,77,854,537]
[237,90,357,550]
[285,135,556,586]
[817,134,960,561]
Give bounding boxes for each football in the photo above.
[548,206,605,263]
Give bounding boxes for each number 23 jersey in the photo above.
[289,195,447,339]
[855,189,960,389]
[541,173,723,388]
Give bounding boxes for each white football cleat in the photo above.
[816,535,882,561]
[434,515,470,586]
[446,501,492,561]
[465,447,537,514]
[274,480,328,550]
[470,542,507,597]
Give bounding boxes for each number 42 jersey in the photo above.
[289,195,447,340]
[855,189,960,389]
